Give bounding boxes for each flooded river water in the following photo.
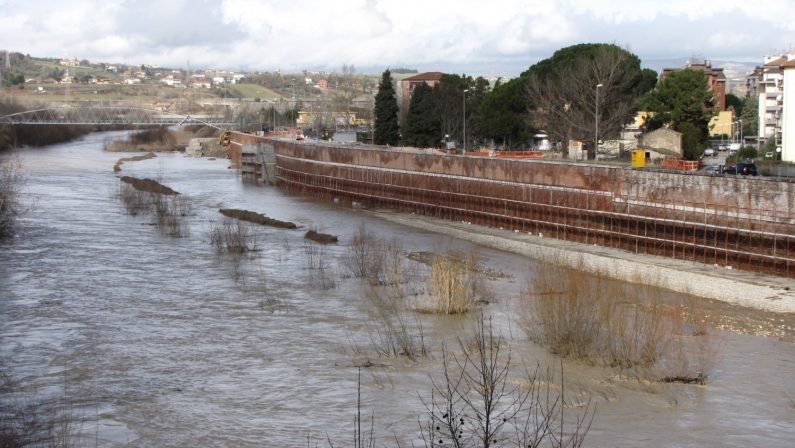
[1,132,794,447]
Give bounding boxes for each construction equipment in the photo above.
[219,131,231,146]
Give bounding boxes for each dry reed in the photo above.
[523,264,718,383]
[415,252,484,314]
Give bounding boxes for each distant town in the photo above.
[0,46,793,170]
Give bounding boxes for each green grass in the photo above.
[229,83,283,100]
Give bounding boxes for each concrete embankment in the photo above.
[373,210,795,314]
[227,133,795,305]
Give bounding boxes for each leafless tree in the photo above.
[419,311,594,448]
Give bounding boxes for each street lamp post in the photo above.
[739,119,743,146]
[463,89,469,152]
[732,120,739,143]
[291,78,297,130]
[595,83,603,159]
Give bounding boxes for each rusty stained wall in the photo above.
[264,137,795,217]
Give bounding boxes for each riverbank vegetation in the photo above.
[103,125,224,154]
[103,126,180,152]
[523,264,717,384]
[0,156,22,239]
[0,98,95,152]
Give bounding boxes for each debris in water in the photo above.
[304,230,338,244]
[219,208,297,229]
[120,176,179,195]
[113,152,157,172]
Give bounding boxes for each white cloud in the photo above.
[1,0,794,74]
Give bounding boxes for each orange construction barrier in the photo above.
[661,159,700,171]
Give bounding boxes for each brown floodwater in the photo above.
[1,131,794,447]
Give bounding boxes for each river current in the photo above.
[1,132,794,447]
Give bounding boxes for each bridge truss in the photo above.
[0,106,235,129]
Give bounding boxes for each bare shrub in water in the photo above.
[523,264,718,382]
[302,240,328,270]
[209,219,257,253]
[119,182,150,215]
[303,240,338,290]
[379,238,406,287]
[118,181,191,237]
[364,287,428,361]
[0,156,23,239]
[341,224,409,287]
[419,312,594,448]
[342,224,384,280]
[0,368,87,447]
[153,193,191,237]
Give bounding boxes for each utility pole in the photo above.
[595,83,603,159]
[463,89,469,152]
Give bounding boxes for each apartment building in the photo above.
[756,55,786,150]
[661,61,727,111]
[399,72,444,115]
[749,53,795,162]
[782,59,795,162]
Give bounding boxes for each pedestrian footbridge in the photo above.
[0,106,234,129]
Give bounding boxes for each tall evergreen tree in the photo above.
[403,83,440,148]
[478,78,531,148]
[740,96,758,138]
[373,69,400,145]
[644,69,715,160]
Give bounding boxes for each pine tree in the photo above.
[374,69,400,145]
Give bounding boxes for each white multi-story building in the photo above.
[782,59,795,162]
[754,53,795,162]
[757,55,786,149]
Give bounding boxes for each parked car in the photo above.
[724,163,757,176]
[703,148,716,157]
[703,165,721,175]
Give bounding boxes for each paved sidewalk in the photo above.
[372,210,795,313]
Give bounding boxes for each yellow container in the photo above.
[631,149,645,168]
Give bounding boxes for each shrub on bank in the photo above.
[0,157,22,239]
[523,264,717,383]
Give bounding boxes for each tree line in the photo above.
[374,43,735,160]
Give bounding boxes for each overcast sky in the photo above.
[2,0,794,76]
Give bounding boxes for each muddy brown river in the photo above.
[1,132,794,447]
